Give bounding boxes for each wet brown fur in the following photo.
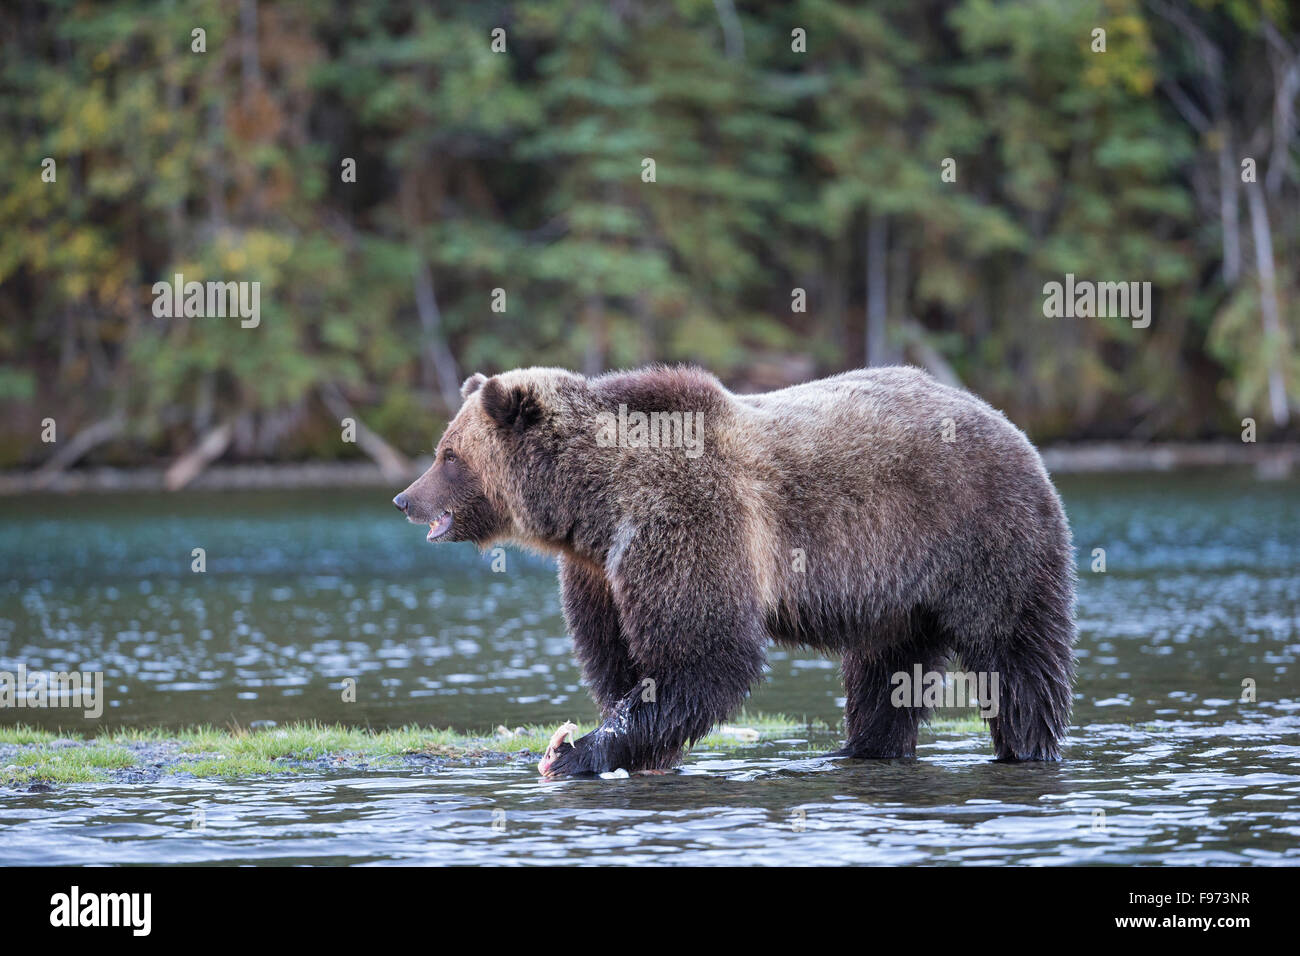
[397,365,1077,774]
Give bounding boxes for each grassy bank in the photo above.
[0,712,988,787]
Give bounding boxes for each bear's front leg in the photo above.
[539,683,712,776]
[558,556,638,719]
[538,714,637,776]
[541,527,767,777]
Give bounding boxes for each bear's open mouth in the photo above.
[427,510,453,541]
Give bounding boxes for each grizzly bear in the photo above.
[393,365,1075,776]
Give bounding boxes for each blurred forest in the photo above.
[2,0,1299,481]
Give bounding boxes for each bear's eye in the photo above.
[444,450,458,464]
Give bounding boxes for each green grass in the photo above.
[926,713,988,734]
[0,725,59,745]
[0,710,985,786]
[8,744,137,783]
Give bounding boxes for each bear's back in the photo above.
[729,365,1036,476]
[724,366,1065,636]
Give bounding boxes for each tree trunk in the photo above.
[712,0,744,60]
[1245,185,1290,426]
[206,99,226,229]
[240,0,261,94]
[582,296,606,376]
[412,255,464,414]
[865,212,888,367]
[1218,134,1241,285]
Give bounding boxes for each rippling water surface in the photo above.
[0,471,1296,864]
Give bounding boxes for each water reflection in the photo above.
[0,471,1296,863]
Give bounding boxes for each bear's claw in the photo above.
[538,721,579,776]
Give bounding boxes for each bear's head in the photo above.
[392,368,590,549]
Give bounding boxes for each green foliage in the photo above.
[0,0,1296,466]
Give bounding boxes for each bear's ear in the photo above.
[460,373,487,401]
[480,377,545,432]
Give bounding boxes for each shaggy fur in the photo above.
[395,365,1076,775]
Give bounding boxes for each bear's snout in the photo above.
[393,474,457,541]
[393,479,429,522]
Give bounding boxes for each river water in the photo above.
[0,471,1296,864]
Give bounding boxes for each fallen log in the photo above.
[32,412,127,490]
[163,420,234,491]
[319,384,414,484]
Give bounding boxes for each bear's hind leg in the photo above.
[961,592,1074,762]
[830,643,948,760]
